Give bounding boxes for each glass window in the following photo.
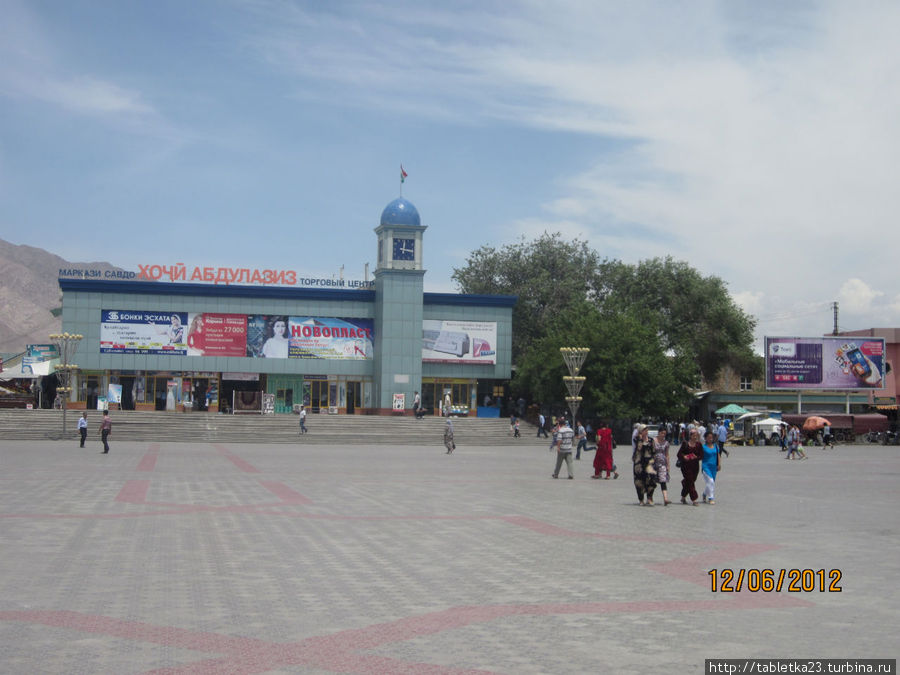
[739,376,752,391]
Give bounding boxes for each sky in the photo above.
[2,0,899,352]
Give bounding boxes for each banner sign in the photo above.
[422,320,497,365]
[60,265,374,289]
[766,336,886,390]
[107,384,123,404]
[186,313,247,357]
[23,344,60,374]
[102,310,373,360]
[288,317,374,360]
[100,311,188,355]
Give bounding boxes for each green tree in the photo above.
[453,234,758,417]
[598,257,760,382]
[451,233,603,363]
[515,302,693,419]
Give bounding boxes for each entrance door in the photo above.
[310,380,329,413]
[120,377,135,410]
[422,383,436,416]
[347,381,361,414]
[154,377,168,411]
[86,376,100,410]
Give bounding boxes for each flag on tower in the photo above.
[400,165,408,184]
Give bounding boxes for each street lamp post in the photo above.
[49,332,83,438]
[560,347,589,424]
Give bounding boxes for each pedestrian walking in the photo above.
[717,421,730,457]
[786,425,806,460]
[592,422,618,479]
[299,405,307,434]
[653,428,672,505]
[632,424,658,505]
[822,424,834,449]
[536,412,548,438]
[552,419,575,479]
[701,431,720,504]
[575,419,588,460]
[443,418,455,453]
[513,418,520,438]
[677,429,702,505]
[77,412,88,448]
[99,410,111,454]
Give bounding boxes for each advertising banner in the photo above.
[107,384,123,404]
[287,317,374,360]
[186,313,247,357]
[246,316,374,360]
[100,311,188,354]
[766,336,886,390]
[23,344,60,374]
[102,311,373,360]
[422,320,497,365]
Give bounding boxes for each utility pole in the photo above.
[832,301,839,335]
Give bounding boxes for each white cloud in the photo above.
[838,279,885,314]
[732,290,765,317]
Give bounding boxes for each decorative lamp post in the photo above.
[560,347,589,424]
[49,332,83,438]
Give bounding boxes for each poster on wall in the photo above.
[288,317,374,360]
[23,344,60,374]
[766,336,885,390]
[102,310,372,360]
[100,311,188,354]
[246,316,374,360]
[107,384,122,404]
[422,320,497,365]
[185,313,247,356]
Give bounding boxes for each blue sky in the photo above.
[2,0,899,350]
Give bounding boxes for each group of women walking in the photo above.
[630,424,721,506]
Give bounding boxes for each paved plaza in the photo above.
[0,436,898,674]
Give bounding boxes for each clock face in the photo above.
[392,237,415,261]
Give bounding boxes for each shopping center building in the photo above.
[55,197,516,415]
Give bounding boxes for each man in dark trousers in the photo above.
[100,410,111,454]
[77,412,88,447]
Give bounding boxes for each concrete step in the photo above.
[0,409,550,446]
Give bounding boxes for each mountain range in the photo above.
[0,238,122,354]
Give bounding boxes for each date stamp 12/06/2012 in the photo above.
[708,568,842,593]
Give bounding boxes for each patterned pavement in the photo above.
[0,437,897,673]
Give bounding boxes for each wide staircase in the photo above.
[0,409,547,446]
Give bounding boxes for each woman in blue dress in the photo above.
[701,431,720,505]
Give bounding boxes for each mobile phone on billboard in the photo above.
[844,346,871,379]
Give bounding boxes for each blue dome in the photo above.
[380,198,421,227]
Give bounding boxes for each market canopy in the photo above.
[752,417,789,428]
[715,403,748,415]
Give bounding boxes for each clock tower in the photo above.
[373,198,427,413]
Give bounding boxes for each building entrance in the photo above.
[347,381,361,414]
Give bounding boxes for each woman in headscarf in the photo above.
[653,427,672,505]
[443,418,455,454]
[701,430,721,505]
[632,424,658,506]
[592,422,618,479]
[677,429,702,505]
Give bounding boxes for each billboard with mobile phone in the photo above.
[765,336,886,389]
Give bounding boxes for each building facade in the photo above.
[56,198,515,415]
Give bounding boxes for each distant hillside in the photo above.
[0,238,123,353]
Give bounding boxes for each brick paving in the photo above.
[0,438,897,673]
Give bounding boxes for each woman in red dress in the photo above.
[592,423,618,479]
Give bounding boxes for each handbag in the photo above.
[675,458,683,468]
